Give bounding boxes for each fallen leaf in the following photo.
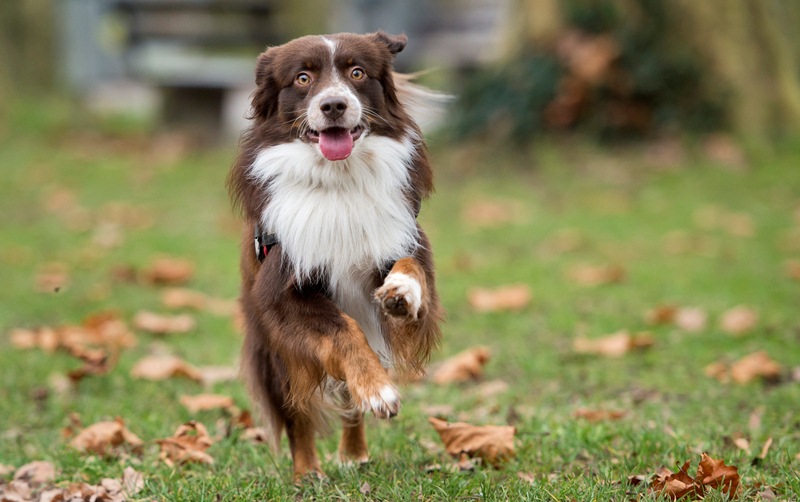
[723,212,755,237]
[649,460,701,500]
[720,305,758,335]
[428,417,515,467]
[758,437,773,461]
[0,464,14,477]
[161,288,237,316]
[645,305,677,325]
[2,480,33,501]
[142,257,194,285]
[566,264,625,287]
[467,285,531,313]
[431,346,491,384]
[179,394,235,413]
[697,452,740,496]
[197,365,239,387]
[573,408,626,422]
[13,461,56,486]
[674,307,707,332]
[133,311,196,334]
[157,421,214,466]
[517,471,537,485]
[241,427,272,445]
[573,331,654,357]
[69,418,144,456]
[359,481,371,495]
[704,361,729,383]
[122,466,144,496]
[130,354,202,382]
[730,351,782,384]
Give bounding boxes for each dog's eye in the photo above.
[295,72,312,86]
[350,67,366,81]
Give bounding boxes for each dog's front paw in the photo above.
[375,273,422,320]
[350,382,400,419]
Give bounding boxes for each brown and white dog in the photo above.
[228,32,443,480]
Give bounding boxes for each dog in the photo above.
[227,31,443,481]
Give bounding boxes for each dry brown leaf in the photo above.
[142,257,194,285]
[720,305,758,335]
[241,427,272,445]
[674,307,707,332]
[428,417,515,467]
[197,365,239,387]
[431,346,491,384]
[567,264,625,287]
[730,351,782,384]
[130,354,202,382]
[467,285,531,313]
[10,313,137,357]
[13,461,56,486]
[69,418,144,456]
[649,460,701,500]
[704,361,730,383]
[179,394,235,413]
[0,464,14,477]
[161,288,237,316]
[697,453,740,496]
[133,311,196,334]
[573,408,626,422]
[476,379,509,398]
[645,305,707,332]
[157,421,214,466]
[573,331,654,357]
[645,305,677,325]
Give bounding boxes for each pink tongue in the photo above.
[319,128,354,161]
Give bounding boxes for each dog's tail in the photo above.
[393,72,452,132]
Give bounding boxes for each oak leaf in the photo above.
[696,453,740,496]
[431,346,491,384]
[428,417,515,467]
[157,421,214,466]
[649,460,701,500]
[69,418,144,456]
[573,331,654,357]
[130,354,202,382]
[467,285,531,313]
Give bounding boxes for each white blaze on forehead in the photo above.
[307,35,362,133]
[322,36,337,65]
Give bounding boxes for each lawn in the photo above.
[1,99,799,500]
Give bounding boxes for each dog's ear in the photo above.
[373,31,407,56]
[250,48,278,120]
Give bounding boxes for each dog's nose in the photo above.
[320,97,348,120]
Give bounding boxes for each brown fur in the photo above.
[229,32,442,481]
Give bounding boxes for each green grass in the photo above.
[1,99,799,500]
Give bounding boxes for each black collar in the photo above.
[254,224,278,262]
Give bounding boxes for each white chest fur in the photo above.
[249,134,420,362]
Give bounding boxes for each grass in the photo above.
[1,98,799,500]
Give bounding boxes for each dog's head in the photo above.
[250,32,409,161]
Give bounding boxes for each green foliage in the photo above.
[450,0,727,143]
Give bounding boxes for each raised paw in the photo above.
[375,272,422,320]
[350,382,400,419]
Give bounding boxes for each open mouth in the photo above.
[305,126,364,161]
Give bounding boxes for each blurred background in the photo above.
[3,0,800,143]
